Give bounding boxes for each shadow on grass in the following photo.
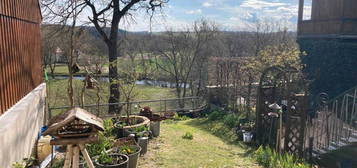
[184,118,257,159]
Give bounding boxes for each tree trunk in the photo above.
[175,82,185,109]
[108,43,120,114]
[50,64,56,79]
[246,74,253,118]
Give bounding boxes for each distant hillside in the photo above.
[41,24,151,37]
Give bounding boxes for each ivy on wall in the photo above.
[299,38,357,98]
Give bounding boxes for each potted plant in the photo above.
[134,127,150,156]
[113,116,150,138]
[113,120,128,138]
[94,152,129,168]
[117,145,141,168]
[239,121,255,143]
[132,125,149,139]
[139,106,165,137]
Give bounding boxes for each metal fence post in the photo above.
[164,100,167,113]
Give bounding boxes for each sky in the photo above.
[119,0,313,32]
[45,0,312,32]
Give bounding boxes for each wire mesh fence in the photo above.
[48,97,206,119]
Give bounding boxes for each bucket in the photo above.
[150,121,160,137]
[138,137,149,155]
[128,145,142,168]
[243,132,253,143]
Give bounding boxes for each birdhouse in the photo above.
[43,107,104,145]
[43,108,104,168]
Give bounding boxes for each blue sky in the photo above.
[121,0,312,32]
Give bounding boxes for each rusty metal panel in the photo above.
[0,0,42,115]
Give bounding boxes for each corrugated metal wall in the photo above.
[0,0,42,114]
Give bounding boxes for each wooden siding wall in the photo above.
[343,0,357,19]
[299,0,357,36]
[311,0,357,20]
[0,0,42,114]
[311,0,342,20]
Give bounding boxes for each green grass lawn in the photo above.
[47,79,176,116]
[45,64,86,75]
[138,119,261,168]
[45,58,154,75]
[45,57,168,80]
[45,64,108,76]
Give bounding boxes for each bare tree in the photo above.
[122,34,156,80]
[153,20,218,108]
[41,27,59,79]
[207,19,296,115]
[41,0,168,113]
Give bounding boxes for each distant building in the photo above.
[297,0,357,97]
[0,0,45,167]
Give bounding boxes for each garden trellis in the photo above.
[256,66,309,157]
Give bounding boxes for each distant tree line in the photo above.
[41,18,302,115]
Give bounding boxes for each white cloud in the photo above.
[219,6,254,20]
[240,0,287,10]
[202,2,213,7]
[225,17,254,31]
[185,9,202,15]
[66,0,311,32]
[117,11,191,32]
[210,0,309,31]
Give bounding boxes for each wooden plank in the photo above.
[79,145,95,168]
[72,146,80,168]
[3,16,11,110]
[0,16,4,114]
[0,0,42,114]
[50,137,98,145]
[64,145,73,168]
